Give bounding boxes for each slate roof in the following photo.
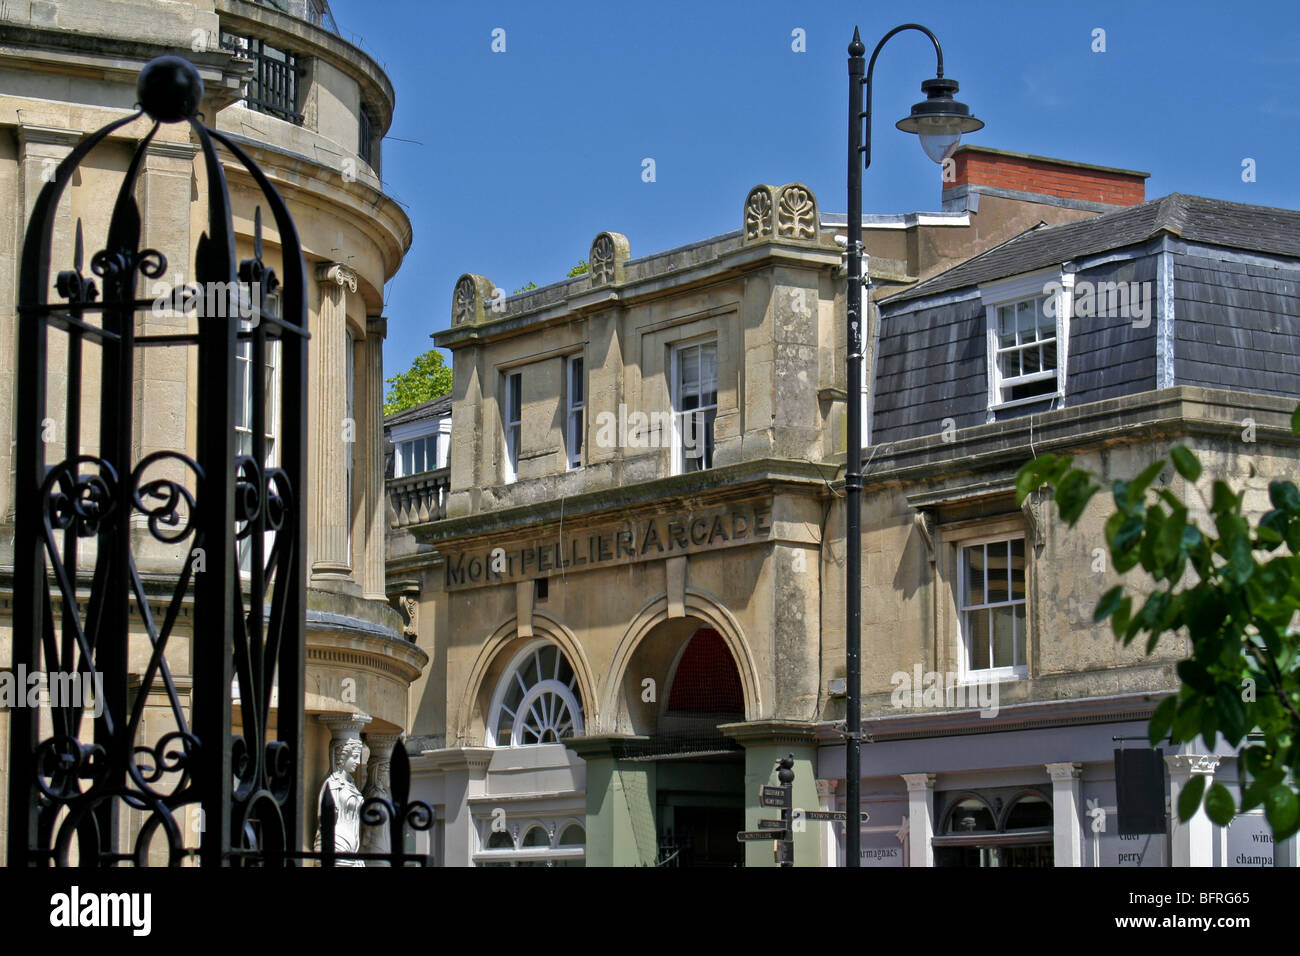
[384,391,452,429]
[882,194,1300,306]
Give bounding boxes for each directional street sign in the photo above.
[757,818,787,830]
[737,830,778,842]
[759,785,791,808]
[803,810,870,823]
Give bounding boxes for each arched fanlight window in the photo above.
[1004,793,1052,830]
[558,825,585,847]
[487,639,585,747]
[945,797,997,834]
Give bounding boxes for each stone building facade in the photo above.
[380,148,1292,867]
[0,0,416,859]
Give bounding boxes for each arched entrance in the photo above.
[622,621,747,867]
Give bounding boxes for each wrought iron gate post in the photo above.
[8,55,309,867]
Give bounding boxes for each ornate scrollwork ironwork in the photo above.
[42,457,118,539]
[11,55,313,869]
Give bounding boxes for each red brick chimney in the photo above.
[943,145,1148,210]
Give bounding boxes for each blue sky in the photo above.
[324,0,1300,379]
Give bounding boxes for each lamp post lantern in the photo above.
[844,23,982,868]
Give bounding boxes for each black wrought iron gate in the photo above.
[6,56,430,867]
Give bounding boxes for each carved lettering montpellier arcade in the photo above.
[443,503,773,590]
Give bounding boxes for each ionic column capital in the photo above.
[316,262,358,293]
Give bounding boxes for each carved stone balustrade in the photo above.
[388,466,450,529]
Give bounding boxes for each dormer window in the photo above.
[982,272,1069,412]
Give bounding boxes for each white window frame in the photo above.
[391,416,449,478]
[485,638,585,748]
[472,818,586,867]
[670,338,717,475]
[565,354,584,471]
[981,270,1070,414]
[503,371,521,484]
[955,532,1029,683]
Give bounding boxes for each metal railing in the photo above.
[221,34,304,125]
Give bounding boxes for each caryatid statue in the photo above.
[314,736,367,866]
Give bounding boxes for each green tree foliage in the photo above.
[1016,403,1300,841]
[383,348,452,416]
[513,260,588,296]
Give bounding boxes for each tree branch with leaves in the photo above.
[1015,405,1300,841]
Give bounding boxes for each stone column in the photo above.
[310,263,357,584]
[361,316,387,600]
[902,773,936,868]
[1165,754,1220,867]
[360,732,400,866]
[1045,762,1084,867]
[816,778,840,867]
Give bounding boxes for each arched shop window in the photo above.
[487,639,585,747]
[481,829,514,867]
[944,797,997,834]
[935,790,1054,868]
[517,826,551,867]
[1004,793,1052,830]
[474,821,587,867]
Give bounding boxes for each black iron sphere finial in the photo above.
[137,55,204,123]
[849,26,865,57]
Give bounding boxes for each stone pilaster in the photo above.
[361,316,387,599]
[310,263,357,583]
[1165,753,1220,867]
[901,772,936,868]
[360,732,400,866]
[815,778,840,867]
[1045,762,1083,867]
[7,126,83,521]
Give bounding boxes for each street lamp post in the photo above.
[844,24,982,867]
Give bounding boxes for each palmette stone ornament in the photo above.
[451,273,496,326]
[776,183,818,240]
[589,231,630,285]
[314,737,367,866]
[743,185,775,241]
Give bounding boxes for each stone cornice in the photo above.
[413,746,494,774]
[217,131,411,287]
[411,458,838,549]
[0,26,247,115]
[813,690,1171,745]
[306,627,428,684]
[856,386,1299,497]
[434,238,841,350]
[718,719,821,747]
[561,735,651,760]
